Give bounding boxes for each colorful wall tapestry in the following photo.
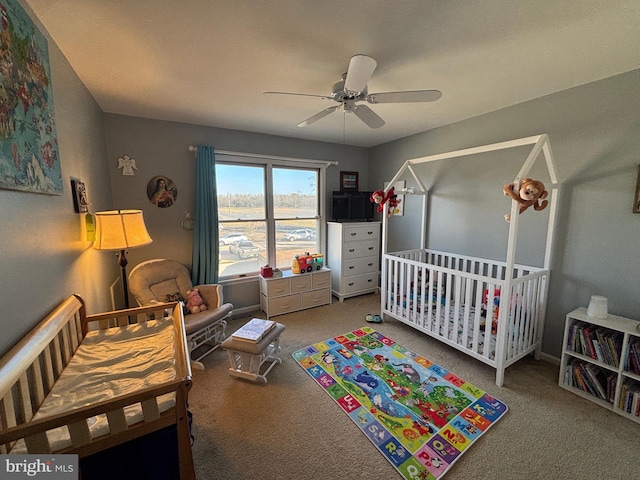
[0,0,62,195]
[293,327,508,479]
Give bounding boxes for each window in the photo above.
[216,155,325,279]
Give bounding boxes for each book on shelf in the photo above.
[626,338,640,375]
[583,363,608,401]
[232,318,276,343]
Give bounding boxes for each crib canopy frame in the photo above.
[380,134,560,386]
[381,134,559,268]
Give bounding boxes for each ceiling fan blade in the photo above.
[366,89,442,104]
[344,54,377,94]
[353,104,385,129]
[297,105,340,127]
[264,91,333,100]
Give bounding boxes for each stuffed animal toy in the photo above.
[370,187,401,217]
[503,178,548,222]
[186,288,208,314]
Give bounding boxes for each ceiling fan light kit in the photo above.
[265,54,442,129]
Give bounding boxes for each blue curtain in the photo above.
[191,145,219,284]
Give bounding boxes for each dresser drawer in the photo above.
[312,270,331,289]
[343,239,379,260]
[302,288,331,308]
[343,272,378,294]
[267,294,301,316]
[343,224,379,242]
[342,256,378,277]
[263,277,290,296]
[290,274,312,293]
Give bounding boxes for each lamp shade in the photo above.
[93,210,152,250]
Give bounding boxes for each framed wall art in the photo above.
[0,0,62,195]
[147,175,177,208]
[71,179,89,213]
[340,171,359,191]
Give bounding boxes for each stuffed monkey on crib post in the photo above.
[503,178,548,222]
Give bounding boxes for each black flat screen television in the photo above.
[332,191,375,221]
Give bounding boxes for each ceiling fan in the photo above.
[264,54,442,129]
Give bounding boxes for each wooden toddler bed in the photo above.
[0,295,195,479]
[380,135,560,386]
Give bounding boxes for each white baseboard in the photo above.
[231,304,262,318]
[539,351,560,365]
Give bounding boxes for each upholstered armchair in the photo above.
[128,259,232,369]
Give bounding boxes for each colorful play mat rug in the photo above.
[292,327,508,479]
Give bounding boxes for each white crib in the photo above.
[382,248,548,385]
[379,135,560,386]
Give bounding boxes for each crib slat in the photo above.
[24,431,51,453]
[68,419,92,447]
[31,360,45,407]
[471,282,483,355]
[60,323,72,366]
[106,408,128,433]
[42,346,55,393]
[1,391,17,430]
[51,335,64,376]
[142,399,160,421]
[17,373,34,423]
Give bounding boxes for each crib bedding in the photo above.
[398,303,498,359]
[11,316,177,453]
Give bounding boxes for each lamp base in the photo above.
[118,249,130,309]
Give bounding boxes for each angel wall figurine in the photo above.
[118,154,137,176]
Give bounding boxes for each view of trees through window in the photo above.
[216,162,321,278]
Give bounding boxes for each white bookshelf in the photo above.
[559,307,640,424]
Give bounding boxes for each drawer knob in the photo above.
[348,266,355,269]
[368,247,373,250]
[349,249,355,253]
[348,282,355,286]
[350,232,356,236]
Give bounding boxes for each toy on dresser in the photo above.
[292,253,324,274]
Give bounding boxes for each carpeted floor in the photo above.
[189,293,640,479]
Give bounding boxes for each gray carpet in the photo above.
[189,293,640,479]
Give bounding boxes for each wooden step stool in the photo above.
[222,322,285,383]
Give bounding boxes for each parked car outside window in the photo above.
[219,233,248,245]
[284,229,315,241]
[229,240,260,258]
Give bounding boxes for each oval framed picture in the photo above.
[147,175,177,208]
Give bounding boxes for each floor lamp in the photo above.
[93,210,152,309]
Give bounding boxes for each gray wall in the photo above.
[3,1,637,362]
[103,114,369,309]
[369,68,640,358]
[0,1,116,357]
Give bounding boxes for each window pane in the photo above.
[275,219,319,270]
[216,164,265,220]
[273,168,318,219]
[219,221,266,277]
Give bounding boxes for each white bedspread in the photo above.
[11,317,178,453]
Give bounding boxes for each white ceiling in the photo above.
[25,0,640,148]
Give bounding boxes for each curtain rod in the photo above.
[188,145,338,166]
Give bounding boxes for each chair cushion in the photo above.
[183,303,233,335]
[129,260,193,306]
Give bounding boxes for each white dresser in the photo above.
[327,221,380,302]
[259,268,331,318]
